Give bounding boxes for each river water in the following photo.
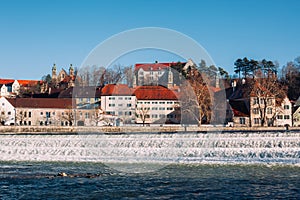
[0,131,299,199]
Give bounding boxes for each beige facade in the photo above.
[250,96,276,127]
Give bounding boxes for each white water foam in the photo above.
[0,132,299,165]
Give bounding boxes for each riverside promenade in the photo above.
[0,125,297,134]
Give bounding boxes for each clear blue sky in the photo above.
[0,0,299,80]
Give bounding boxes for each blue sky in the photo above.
[0,0,300,79]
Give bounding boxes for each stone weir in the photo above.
[0,130,299,165]
[0,125,296,134]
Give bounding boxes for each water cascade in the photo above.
[0,132,299,164]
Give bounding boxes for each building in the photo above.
[58,86,101,109]
[0,79,41,97]
[100,84,136,124]
[293,96,300,127]
[133,60,194,88]
[275,97,292,127]
[51,64,76,89]
[227,80,292,127]
[0,97,16,125]
[133,85,179,124]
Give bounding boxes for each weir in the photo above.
[0,132,299,164]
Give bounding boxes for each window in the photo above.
[118,111,123,115]
[152,114,158,118]
[46,112,50,118]
[7,111,11,115]
[159,102,165,104]
[152,102,158,104]
[118,104,123,107]
[260,98,264,104]
[159,114,166,118]
[284,105,290,110]
[159,107,165,110]
[127,104,132,107]
[152,107,158,110]
[167,102,173,104]
[109,97,115,100]
[253,98,259,105]
[24,112,27,117]
[167,107,173,110]
[29,112,32,118]
[254,118,260,124]
[167,114,173,118]
[118,97,123,100]
[28,121,31,126]
[253,108,259,114]
[125,111,132,116]
[284,115,290,119]
[40,112,43,115]
[277,115,283,119]
[109,104,115,107]
[267,108,272,114]
[267,98,273,106]
[85,113,89,119]
[240,117,245,124]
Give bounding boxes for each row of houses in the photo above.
[1,81,299,127]
[0,84,180,126]
[1,61,300,127]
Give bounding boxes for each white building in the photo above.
[100,84,136,124]
[275,97,292,127]
[133,86,179,124]
[0,97,16,125]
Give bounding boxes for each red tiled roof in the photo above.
[134,86,178,100]
[101,84,133,96]
[7,98,73,109]
[18,80,41,86]
[0,79,14,84]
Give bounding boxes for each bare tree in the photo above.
[15,110,28,125]
[180,66,212,125]
[136,104,150,126]
[245,71,286,127]
[60,106,74,126]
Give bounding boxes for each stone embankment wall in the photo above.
[0,125,296,134]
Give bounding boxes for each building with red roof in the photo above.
[133,85,180,124]
[100,84,136,124]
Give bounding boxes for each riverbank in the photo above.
[0,125,298,134]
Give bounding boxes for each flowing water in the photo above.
[0,131,299,199]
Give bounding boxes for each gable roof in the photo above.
[7,98,73,109]
[101,84,132,96]
[134,85,178,100]
[229,99,250,117]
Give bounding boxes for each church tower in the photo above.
[52,63,57,83]
[167,67,173,88]
[69,64,74,77]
